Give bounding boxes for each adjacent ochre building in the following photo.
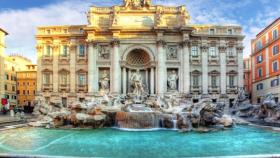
[36,0,244,106]
[0,28,8,100]
[3,55,33,107]
[251,18,280,104]
[17,64,37,110]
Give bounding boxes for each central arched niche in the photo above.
[126,49,151,68]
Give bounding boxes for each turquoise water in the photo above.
[0,126,280,157]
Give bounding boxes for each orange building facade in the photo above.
[16,64,37,112]
[251,18,280,104]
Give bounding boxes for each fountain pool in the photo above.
[0,126,280,158]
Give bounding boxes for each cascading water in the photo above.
[172,114,178,130]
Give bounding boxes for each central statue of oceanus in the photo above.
[130,69,145,96]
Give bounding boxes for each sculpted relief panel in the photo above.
[167,46,178,60]
[98,45,110,60]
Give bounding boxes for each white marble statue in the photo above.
[130,69,145,95]
[100,70,110,92]
[168,70,178,90]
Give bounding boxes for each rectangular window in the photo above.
[256,55,263,63]
[209,29,215,34]
[193,76,199,87]
[43,74,50,84]
[273,45,279,55]
[6,74,9,80]
[23,90,25,95]
[211,76,217,87]
[209,47,217,57]
[256,83,264,90]
[229,76,234,87]
[273,29,278,40]
[79,45,85,57]
[228,29,233,35]
[228,47,234,56]
[273,61,278,72]
[271,79,279,87]
[78,74,86,85]
[4,85,7,90]
[60,73,68,85]
[258,68,262,77]
[61,45,68,57]
[256,41,262,50]
[191,46,198,57]
[45,45,51,56]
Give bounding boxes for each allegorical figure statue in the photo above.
[130,69,145,95]
[100,70,110,92]
[167,70,178,90]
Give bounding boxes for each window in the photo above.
[209,47,217,57]
[271,79,279,87]
[258,68,262,77]
[6,74,9,80]
[211,76,217,87]
[256,83,264,90]
[78,74,86,85]
[273,29,278,40]
[43,74,50,84]
[12,86,15,91]
[27,90,29,95]
[4,85,7,90]
[256,41,262,50]
[60,73,68,85]
[228,29,233,35]
[272,45,279,55]
[61,45,68,57]
[44,45,51,56]
[23,90,25,95]
[229,76,235,87]
[46,29,51,34]
[256,55,263,63]
[191,46,198,57]
[193,76,199,87]
[273,61,278,72]
[228,47,234,57]
[209,29,215,34]
[79,45,85,57]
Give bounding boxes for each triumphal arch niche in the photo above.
[36,0,244,103]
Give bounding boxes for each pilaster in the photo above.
[201,44,209,95]
[111,40,121,94]
[88,41,98,94]
[70,44,77,93]
[156,40,167,95]
[219,46,227,95]
[237,46,244,88]
[181,40,190,94]
[52,44,59,93]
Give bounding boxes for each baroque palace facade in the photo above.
[36,0,244,106]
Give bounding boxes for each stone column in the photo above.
[52,44,59,93]
[219,46,227,95]
[111,40,121,94]
[36,45,43,94]
[70,44,77,93]
[182,41,190,94]
[156,40,167,95]
[150,67,155,94]
[201,45,209,96]
[88,42,98,94]
[122,67,127,94]
[237,46,244,88]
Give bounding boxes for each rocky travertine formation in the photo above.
[30,94,234,132]
[233,91,280,127]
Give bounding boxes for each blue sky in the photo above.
[0,0,280,63]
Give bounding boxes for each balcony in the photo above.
[226,56,237,64]
[41,55,53,62]
[208,86,220,94]
[190,55,201,64]
[254,35,280,54]
[77,84,88,92]
[226,85,238,94]
[76,54,87,62]
[208,56,219,64]
[59,84,70,92]
[42,84,53,91]
[191,85,202,93]
[59,55,70,62]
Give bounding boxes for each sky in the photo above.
[0,0,280,63]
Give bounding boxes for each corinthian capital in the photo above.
[111,39,120,47]
[156,39,166,47]
[180,40,190,48]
